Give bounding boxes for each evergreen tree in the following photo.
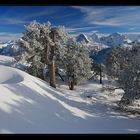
[118,45,140,107]
[106,45,130,79]
[63,40,92,90]
[105,44,140,107]
[18,21,67,88]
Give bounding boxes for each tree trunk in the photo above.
[69,81,74,90]
[47,29,57,88]
[74,81,78,85]
[99,65,102,84]
[100,72,102,84]
[45,45,56,88]
[49,60,56,88]
[68,76,74,90]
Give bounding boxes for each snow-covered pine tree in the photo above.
[18,21,51,79]
[63,40,92,90]
[18,21,67,88]
[90,61,104,84]
[48,26,67,88]
[105,45,130,79]
[118,45,140,107]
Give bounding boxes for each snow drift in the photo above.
[0,55,95,133]
[0,55,140,134]
[0,66,23,84]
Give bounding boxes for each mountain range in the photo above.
[75,32,134,47]
[75,32,140,64]
[0,32,140,65]
[0,40,25,57]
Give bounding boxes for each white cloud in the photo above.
[66,26,98,32]
[91,30,99,33]
[0,17,28,25]
[129,27,136,30]
[72,6,140,27]
[0,32,22,42]
[66,26,99,36]
[122,32,140,34]
[90,21,120,26]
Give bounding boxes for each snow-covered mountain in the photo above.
[75,32,132,47]
[75,32,135,64]
[124,33,140,41]
[88,33,100,43]
[0,40,25,57]
[76,33,90,43]
[100,32,130,47]
[90,47,113,64]
[0,32,140,67]
[0,32,139,59]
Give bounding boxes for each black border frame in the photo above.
[0,0,140,6]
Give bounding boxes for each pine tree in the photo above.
[18,21,67,88]
[91,61,104,84]
[18,21,50,79]
[105,45,130,79]
[48,27,67,87]
[63,40,92,90]
[118,45,140,107]
[105,44,140,107]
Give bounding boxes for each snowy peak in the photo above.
[109,32,126,41]
[110,32,122,37]
[75,32,133,47]
[123,38,132,44]
[0,40,25,56]
[131,39,140,45]
[100,32,128,47]
[76,34,90,43]
[90,33,100,42]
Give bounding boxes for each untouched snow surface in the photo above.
[0,55,140,133]
[0,55,16,66]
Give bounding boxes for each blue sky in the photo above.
[0,6,140,41]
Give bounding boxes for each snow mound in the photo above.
[0,55,16,66]
[0,66,24,84]
[0,55,140,133]
[0,55,95,133]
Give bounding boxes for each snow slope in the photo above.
[0,55,140,133]
[0,55,16,66]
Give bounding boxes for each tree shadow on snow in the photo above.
[1,82,96,133]
[0,79,140,133]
